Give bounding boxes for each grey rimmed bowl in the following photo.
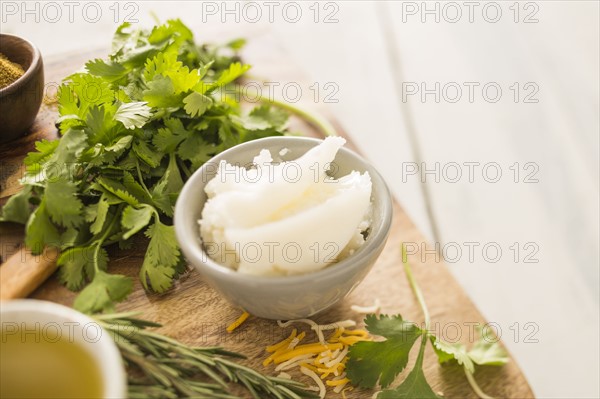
[174,136,393,320]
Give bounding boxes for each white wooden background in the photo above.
[2,1,598,397]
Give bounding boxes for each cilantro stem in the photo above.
[262,97,338,138]
[135,160,152,196]
[177,157,192,179]
[240,82,338,137]
[401,244,498,399]
[464,369,494,399]
[401,243,430,331]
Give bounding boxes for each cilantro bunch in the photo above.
[0,20,289,313]
[346,245,509,398]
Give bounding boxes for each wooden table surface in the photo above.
[0,42,534,399]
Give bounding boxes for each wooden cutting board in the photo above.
[0,36,534,399]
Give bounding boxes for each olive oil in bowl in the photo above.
[1,326,104,398]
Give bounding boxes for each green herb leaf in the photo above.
[468,338,509,366]
[140,220,180,292]
[151,154,183,216]
[115,101,152,129]
[0,186,32,224]
[25,200,61,253]
[143,75,182,108]
[86,58,129,82]
[183,92,212,117]
[58,246,108,290]
[74,270,133,313]
[45,180,84,229]
[122,205,154,240]
[378,345,442,399]
[347,314,424,388]
[209,62,250,91]
[430,336,475,373]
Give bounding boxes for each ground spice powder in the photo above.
[0,53,25,89]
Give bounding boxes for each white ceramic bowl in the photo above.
[0,299,127,398]
[174,136,393,320]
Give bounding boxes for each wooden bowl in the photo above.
[0,34,44,142]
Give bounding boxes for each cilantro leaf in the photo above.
[122,204,154,240]
[153,124,187,153]
[23,139,59,167]
[148,19,193,46]
[151,154,183,216]
[378,348,442,399]
[0,186,32,224]
[177,134,214,170]
[468,339,509,366]
[57,84,79,118]
[133,138,163,168]
[22,128,87,185]
[86,58,128,82]
[140,220,180,292]
[73,270,133,313]
[89,194,110,235]
[25,200,61,253]
[115,101,152,129]
[226,38,247,51]
[57,245,108,290]
[96,177,142,207]
[430,336,475,373]
[347,314,424,388]
[45,180,84,229]
[183,92,212,117]
[66,73,115,117]
[248,105,289,130]
[122,172,153,204]
[143,75,183,108]
[210,62,250,90]
[85,105,121,145]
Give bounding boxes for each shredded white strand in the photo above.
[325,346,349,368]
[351,298,381,314]
[287,336,302,350]
[278,319,356,344]
[301,366,326,399]
[275,354,314,372]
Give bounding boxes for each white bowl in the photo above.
[174,137,393,319]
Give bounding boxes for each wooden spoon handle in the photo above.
[0,247,59,300]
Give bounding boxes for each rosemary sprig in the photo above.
[94,312,318,399]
